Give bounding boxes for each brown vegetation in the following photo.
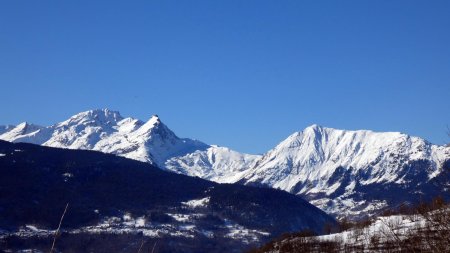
[249,196,450,253]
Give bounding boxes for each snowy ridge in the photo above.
[166,145,261,183]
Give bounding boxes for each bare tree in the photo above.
[50,203,69,253]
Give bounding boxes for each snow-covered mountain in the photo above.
[237,125,450,218]
[1,109,449,218]
[0,109,257,174]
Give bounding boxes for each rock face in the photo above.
[2,109,449,218]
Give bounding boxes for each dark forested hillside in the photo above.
[0,140,335,252]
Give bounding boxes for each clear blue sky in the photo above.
[1,1,449,153]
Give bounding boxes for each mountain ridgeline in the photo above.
[0,140,334,253]
[1,109,449,218]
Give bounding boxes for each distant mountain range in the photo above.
[1,109,449,218]
[0,140,334,252]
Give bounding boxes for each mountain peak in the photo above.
[137,114,163,131]
[304,124,345,133]
[15,122,43,132]
[16,122,29,128]
[306,124,322,130]
[148,114,161,126]
[136,114,176,140]
[63,109,123,127]
[301,124,327,140]
[87,108,122,119]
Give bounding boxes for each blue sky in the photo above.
[1,1,449,153]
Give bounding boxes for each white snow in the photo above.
[166,146,261,183]
[266,212,438,253]
[63,172,73,178]
[0,214,270,245]
[66,215,195,238]
[167,213,192,222]
[182,197,210,208]
[223,220,270,243]
[135,217,146,228]
[316,214,426,246]
[0,122,52,145]
[123,213,132,221]
[25,225,42,232]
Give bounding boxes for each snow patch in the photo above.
[182,197,210,208]
[167,213,191,222]
[224,220,270,244]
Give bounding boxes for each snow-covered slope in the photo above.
[239,125,450,217]
[1,110,449,218]
[166,145,261,183]
[255,206,450,252]
[0,125,15,135]
[0,122,52,144]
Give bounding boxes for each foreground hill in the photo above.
[249,201,450,253]
[0,140,334,253]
